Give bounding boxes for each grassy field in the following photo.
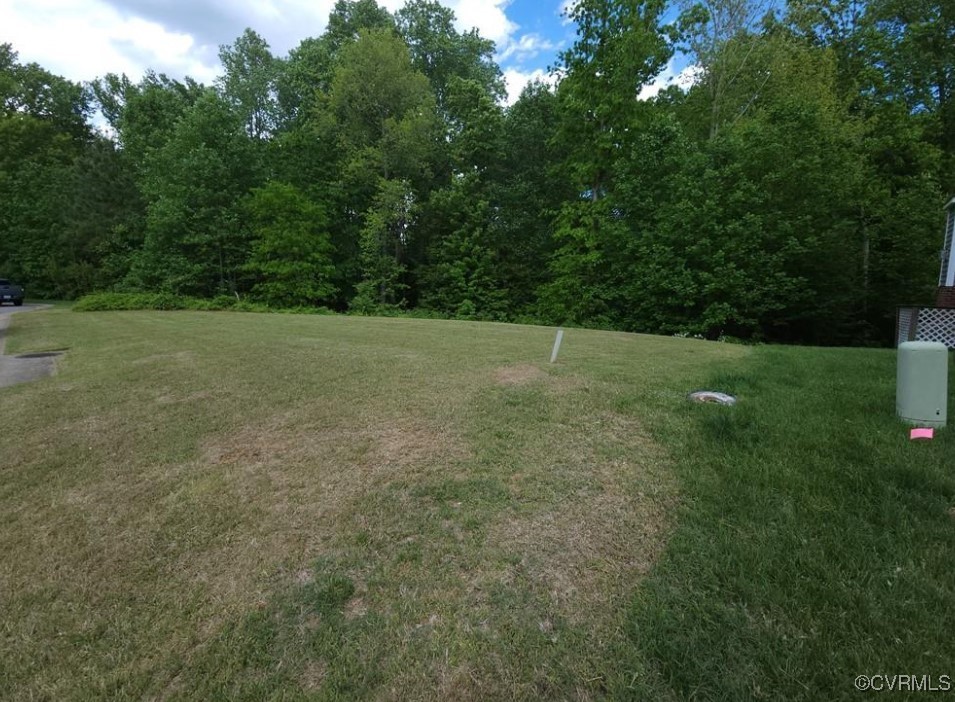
[1,308,953,700]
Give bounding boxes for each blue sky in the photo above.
[501,0,570,67]
[0,0,696,105]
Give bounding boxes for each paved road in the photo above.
[0,304,57,388]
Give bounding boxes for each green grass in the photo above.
[0,308,952,700]
[626,347,955,700]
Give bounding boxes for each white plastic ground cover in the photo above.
[688,391,737,406]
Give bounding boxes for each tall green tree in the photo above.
[783,0,948,337]
[396,0,504,113]
[92,71,204,171]
[351,178,414,310]
[56,136,143,296]
[131,91,261,295]
[1,43,90,138]
[678,0,773,137]
[786,0,874,94]
[325,28,440,308]
[0,45,93,296]
[868,0,955,190]
[243,182,337,306]
[324,0,396,55]
[556,0,672,199]
[418,77,509,318]
[498,82,575,314]
[277,38,334,128]
[218,29,281,140]
[542,0,673,326]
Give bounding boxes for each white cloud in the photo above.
[638,60,702,100]
[0,0,221,84]
[1,0,570,105]
[498,33,558,64]
[445,0,517,48]
[441,0,560,73]
[502,67,557,106]
[674,63,704,89]
[559,0,578,24]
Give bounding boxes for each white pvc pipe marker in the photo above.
[550,329,564,363]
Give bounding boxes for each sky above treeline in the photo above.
[0,0,699,105]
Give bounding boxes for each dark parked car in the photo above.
[0,279,24,306]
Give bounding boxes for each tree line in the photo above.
[1,0,951,345]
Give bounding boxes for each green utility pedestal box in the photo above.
[897,341,948,427]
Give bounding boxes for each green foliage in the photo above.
[0,44,98,298]
[217,29,281,139]
[495,82,573,313]
[243,181,338,307]
[74,292,205,311]
[647,39,864,340]
[275,37,334,127]
[92,71,204,169]
[4,0,954,344]
[555,0,673,195]
[324,28,439,310]
[329,27,438,180]
[396,0,504,111]
[0,43,91,138]
[351,178,413,311]
[868,0,955,188]
[324,0,396,55]
[73,291,335,315]
[544,19,946,345]
[133,90,262,296]
[419,182,509,320]
[417,77,511,319]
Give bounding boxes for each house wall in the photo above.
[935,286,955,308]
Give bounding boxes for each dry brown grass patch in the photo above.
[300,659,328,691]
[132,350,195,365]
[494,363,545,386]
[487,412,674,625]
[156,390,213,404]
[181,416,469,616]
[344,595,369,619]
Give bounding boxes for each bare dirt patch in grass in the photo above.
[57,413,111,438]
[198,418,470,527]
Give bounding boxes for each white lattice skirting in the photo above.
[897,307,955,348]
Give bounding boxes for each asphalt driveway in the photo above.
[0,304,58,388]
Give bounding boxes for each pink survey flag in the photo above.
[910,428,934,440]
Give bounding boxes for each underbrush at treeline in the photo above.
[71,292,544,325]
[73,292,410,317]
[73,292,329,314]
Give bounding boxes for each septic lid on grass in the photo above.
[688,390,737,406]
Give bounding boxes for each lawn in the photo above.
[1,308,952,700]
